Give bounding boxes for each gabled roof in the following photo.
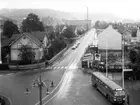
[117,25,131,34]
[24,31,48,46]
[2,34,21,47]
[1,38,11,47]
[2,31,48,47]
[98,25,122,50]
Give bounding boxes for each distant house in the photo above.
[116,25,131,44]
[65,20,92,30]
[2,31,50,62]
[97,25,122,51]
[97,25,123,65]
[136,27,140,42]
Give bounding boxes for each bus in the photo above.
[91,72,126,104]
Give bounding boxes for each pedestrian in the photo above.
[51,81,54,87]
[127,94,130,105]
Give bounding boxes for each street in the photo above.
[41,29,111,105]
[0,29,114,105]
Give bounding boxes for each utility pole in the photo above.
[0,27,2,64]
[106,32,108,77]
[122,34,125,89]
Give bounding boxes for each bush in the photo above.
[0,64,9,70]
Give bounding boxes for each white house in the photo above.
[97,25,122,50]
[8,31,49,61]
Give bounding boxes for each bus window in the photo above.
[114,90,125,96]
[96,78,98,81]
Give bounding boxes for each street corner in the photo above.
[0,95,11,105]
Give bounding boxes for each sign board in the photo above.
[123,69,133,72]
[95,53,101,61]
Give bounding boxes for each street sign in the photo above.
[95,53,101,61]
[123,69,133,72]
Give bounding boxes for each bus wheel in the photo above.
[106,95,111,103]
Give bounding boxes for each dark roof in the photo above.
[1,35,8,39]
[25,33,42,46]
[2,34,21,47]
[117,25,131,34]
[30,31,47,41]
[1,38,11,47]
[2,31,47,47]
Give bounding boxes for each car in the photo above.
[76,41,80,45]
[72,45,76,50]
[75,41,80,48]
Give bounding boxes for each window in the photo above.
[18,44,21,48]
[23,36,26,39]
[28,42,32,47]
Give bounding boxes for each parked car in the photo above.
[72,45,76,50]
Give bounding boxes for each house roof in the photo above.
[24,31,48,46]
[98,25,122,50]
[2,31,48,47]
[1,34,21,47]
[117,25,131,34]
[1,38,11,47]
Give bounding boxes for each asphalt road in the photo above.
[0,29,112,105]
[0,39,75,105]
[42,29,111,105]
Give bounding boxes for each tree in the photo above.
[21,13,44,32]
[108,53,118,63]
[77,29,85,35]
[95,21,100,29]
[51,38,66,55]
[61,26,75,38]
[18,45,35,64]
[2,20,19,38]
[131,28,137,37]
[129,48,140,80]
[129,49,137,64]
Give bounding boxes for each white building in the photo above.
[97,25,122,50]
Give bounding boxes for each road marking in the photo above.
[35,58,76,105]
[6,73,14,76]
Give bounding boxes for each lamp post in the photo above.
[24,48,55,105]
[24,78,54,105]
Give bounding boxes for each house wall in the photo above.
[11,35,43,61]
[98,25,122,50]
[66,20,92,29]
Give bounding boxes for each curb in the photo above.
[0,95,11,105]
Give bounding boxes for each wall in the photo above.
[98,25,122,50]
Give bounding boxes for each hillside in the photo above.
[0,8,123,25]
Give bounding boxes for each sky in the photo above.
[0,0,140,20]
